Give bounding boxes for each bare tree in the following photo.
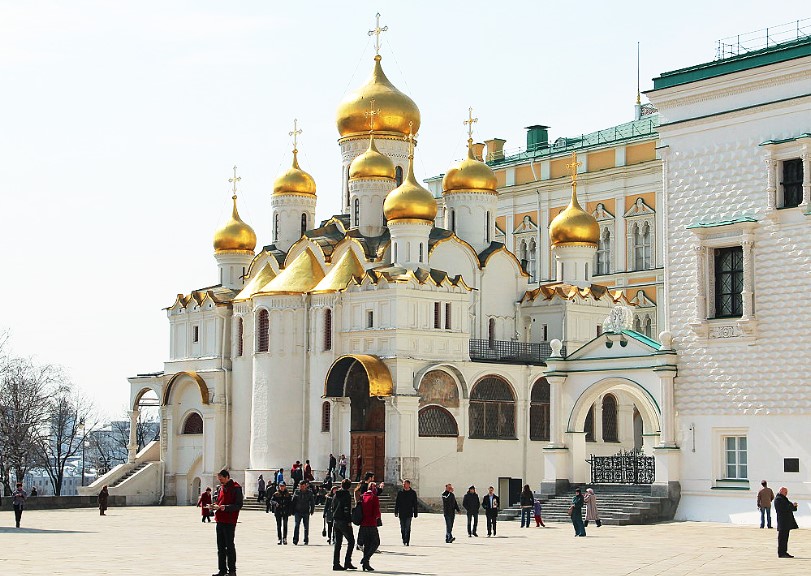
[0,355,54,495]
[33,381,98,496]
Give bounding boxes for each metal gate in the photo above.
[587,450,654,484]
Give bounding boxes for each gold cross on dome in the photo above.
[228,165,241,197]
[289,118,302,151]
[566,151,582,182]
[368,13,388,55]
[364,98,380,132]
[463,106,478,140]
[403,121,417,158]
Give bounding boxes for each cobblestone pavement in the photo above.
[1,506,809,575]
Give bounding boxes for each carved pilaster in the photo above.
[765,156,777,211]
[741,238,754,320]
[546,375,566,448]
[801,146,810,211]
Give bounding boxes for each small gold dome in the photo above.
[383,152,437,222]
[273,150,316,196]
[349,133,396,180]
[336,55,421,137]
[214,196,257,252]
[442,140,498,193]
[549,191,599,246]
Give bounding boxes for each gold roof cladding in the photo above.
[234,263,277,301]
[258,248,325,295]
[311,249,366,294]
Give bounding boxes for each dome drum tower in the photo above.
[271,128,317,253]
[213,168,257,290]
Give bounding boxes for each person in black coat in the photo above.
[481,486,500,537]
[291,480,316,545]
[331,479,357,571]
[271,483,293,545]
[394,480,419,546]
[441,483,460,543]
[462,485,480,537]
[774,487,799,558]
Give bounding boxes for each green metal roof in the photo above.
[760,133,811,146]
[487,115,659,168]
[652,36,811,90]
[686,215,758,229]
[621,329,661,350]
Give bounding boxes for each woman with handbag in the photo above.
[359,482,382,571]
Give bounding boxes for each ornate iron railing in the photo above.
[588,450,655,485]
[469,339,563,365]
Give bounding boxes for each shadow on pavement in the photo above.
[0,527,91,534]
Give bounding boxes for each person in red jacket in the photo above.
[210,469,243,576]
[197,487,213,523]
[359,482,381,571]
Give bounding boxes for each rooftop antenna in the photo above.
[634,42,643,120]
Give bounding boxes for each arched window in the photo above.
[602,394,619,442]
[529,378,550,441]
[528,238,537,282]
[353,198,360,227]
[321,401,331,432]
[644,316,653,338]
[182,412,203,435]
[633,222,652,270]
[419,405,459,437]
[395,166,403,187]
[274,213,279,242]
[236,318,244,357]
[485,211,491,243]
[642,222,652,268]
[596,228,611,275]
[584,404,595,442]
[301,213,307,235]
[469,376,516,439]
[634,315,642,333]
[449,209,456,232]
[323,308,333,351]
[488,318,496,347]
[256,309,269,352]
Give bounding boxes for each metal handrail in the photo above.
[469,339,564,365]
[715,18,811,60]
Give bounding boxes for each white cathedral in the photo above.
[86,19,811,524]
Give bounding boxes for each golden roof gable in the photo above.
[234,263,277,301]
[311,249,366,293]
[259,247,325,294]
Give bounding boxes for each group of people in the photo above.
[8,481,110,528]
[569,487,601,537]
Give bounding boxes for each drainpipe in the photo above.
[222,313,230,468]
[301,294,310,459]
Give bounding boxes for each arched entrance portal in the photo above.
[325,355,393,482]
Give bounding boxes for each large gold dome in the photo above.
[442,141,498,193]
[214,196,257,252]
[273,150,316,196]
[383,153,437,222]
[349,133,396,180]
[336,55,421,138]
[549,192,599,246]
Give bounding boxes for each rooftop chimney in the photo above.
[525,125,550,152]
[471,142,485,161]
[485,138,507,162]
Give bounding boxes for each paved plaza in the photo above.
[2,506,809,575]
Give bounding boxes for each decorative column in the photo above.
[546,374,566,448]
[693,244,707,322]
[801,145,810,212]
[655,366,677,448]
[541,353,570,495]
[741,236,755,321]
[615,193,627,272]
[766,155,777,211]
[127,409,139,463]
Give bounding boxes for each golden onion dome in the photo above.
[383,151,437,222]
[273,150,316,196]
[549,187,599,247]
[349,133,396,180]
[442,139,498,193]
[213,195,257,252]
[336,55,421,137]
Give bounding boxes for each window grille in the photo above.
[192,325,199,343]
[469,376,516,439]
[602,394,619,442]
[367,310,374,328]
[418,405,458,437]
[529,378,550,441]
[444,302,451,330]
[257,309,269,352]
[433,302,441,329]
[321,401,331,432]
[584,404,595,442]
[323,308,332,351]
[714,246,743,317]
[354,198,360,227]
[182,412,203,434]
[237,318,244,357]
[781,159,803,208]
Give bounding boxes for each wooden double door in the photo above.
[351,431,385,482]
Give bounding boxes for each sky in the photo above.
[1,0,807,418]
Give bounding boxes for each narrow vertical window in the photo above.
[584,404,595,442]
[644,316,652,338]
[528,238,537,282]
[321,401,331,432]
[323,308,333,351]
[301,213,307,235]
[781,159,803,208]
[354,198,360,227]
[602,394,618,442]
[445,302,451,330]
[257,309,269,352]
[395,166,403,187]
[642,222,652,268]
[367,310,374,329]
[450,209,456,232]
[433,302,441,329]
[419,243,424,263]
[237,318,244,357]
[485,211,491,243]
[488,318,496,347]
[714,246,743,317]
[192,325,199,343]
[274,213,279,242]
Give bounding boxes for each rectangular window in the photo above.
[366,310,374,329]
[714,246,744,318]
[596,325,602,337]
[433,302,441,329]
[445,302,452,330]
[781,159,803,208]
[724,436,747,479]
[192,325,199,343]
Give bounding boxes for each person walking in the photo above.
[519,484,534,528]
[481,486,500,537]
[12,482,26,528]
[757,480,775,529]
[198,487,213,522]
[339,454,347,479]
[292,479,315,545]
[354,454,363,482]
[264,482,276,513]
[533,497,545,527]
[271,482,292,545]
[394,479,419,546]
[98,485,109,516]
[329,453,337,479]
[276,468,285,485]
[359,482,381,571]
[291,461,303,492]
[441,483,460,543]
[331,478,357,571]
[324,486,338,544]
[584,488,601,528]
[774,486,799,558]
[570,487,586,537]
[210,469,243,576]
[257,475,266,503]
[462,485,480,537]
[304,460,314,483]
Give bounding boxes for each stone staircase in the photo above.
[110,462,150,488]
[242,482,396,513]
[498,484,677,526]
